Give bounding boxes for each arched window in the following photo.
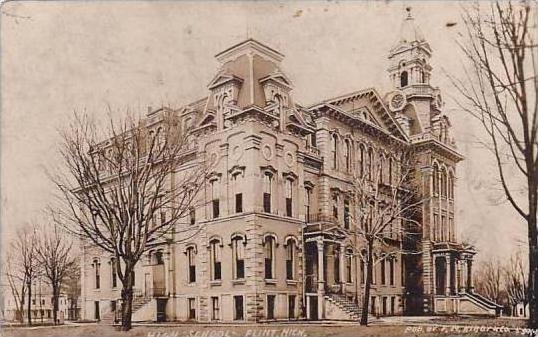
[345,248,353,284]
[368,148,374,180]
[155,250,164,265]
[93,259,100,289]
[304,186,312,222]
[285,178,293,217]
[441,167,448,197]
[344,139,351,172]
[400,71,409,87]
[448,171,454,199]
[110,258,117,288]
[231,235,246,279]
[186,246,196,283]
[264,235,276,279]
[209,239,222,281]
[263,172,273,213]
[285,237,297,280]
[331,134,338,169]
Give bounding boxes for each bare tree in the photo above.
[349,148,424,325]
[35,223,77,325]
[63,257,81,321]
[3,248,27,323]
[504,252,528,316]
[51,110,208,330]
[451,1,538,327]
[474,257,507,306]
[4,226,40,325]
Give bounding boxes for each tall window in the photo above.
[286,239,296,280]
[331,134,338,169]
[344,198,350,229]
[211,180,220,218]
[233,172,243,213]
[332,194,339,221]
[232,236,245,279]
[188,298,196,320]
[235,193,243,213]
[389,259,395,286]
[210,239,222,281]
[189,207,196,225]
[288,295,296,319]
[264,236,276,279]
[368,148,374,180]
[304,187,312,222]
[346,250,353,283]
[110,258,117,288]
[448,171,454,199]
[400,71,408,87]
[381,259,386,285]
[361,259,366,285]
[263,173,272,213]
[93,259,100,289]
[441,215,447,242]
[187,247,196,283]
[441,168,447,197]
[267,295,276,320]
[358,144,365,177]
[285,179,293,217]
[234,296,244,320]
[344,139,351,172]
[211,297,220,321]
[433,164,439,195]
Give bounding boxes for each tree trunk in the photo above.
[360,240,374,326]
[527,185,538,328]
[52,286,59,325]
[120,270,135,331]
[26,280,32,326]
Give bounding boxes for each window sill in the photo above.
[187,282,197,287]
[232,279,245,285]
[264,279,277,285]
[210,280,222,286]
[286,280,299,285]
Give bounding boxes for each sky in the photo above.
[0,1,528,262]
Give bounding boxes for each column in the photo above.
[467,260,473,292]
[339,246,345,289]
[316,239,325,320]
[445,254,451,296]
[164,250,170,296]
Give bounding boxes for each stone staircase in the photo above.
[100,294,152,324]
[325,293,362,320]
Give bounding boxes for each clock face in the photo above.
[389,91,406,111]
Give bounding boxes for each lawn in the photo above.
[0,318,530,337]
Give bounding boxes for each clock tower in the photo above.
[386,7,444,139]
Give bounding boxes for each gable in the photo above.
[324,88,409,141]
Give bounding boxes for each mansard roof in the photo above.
[310,88,410,143]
